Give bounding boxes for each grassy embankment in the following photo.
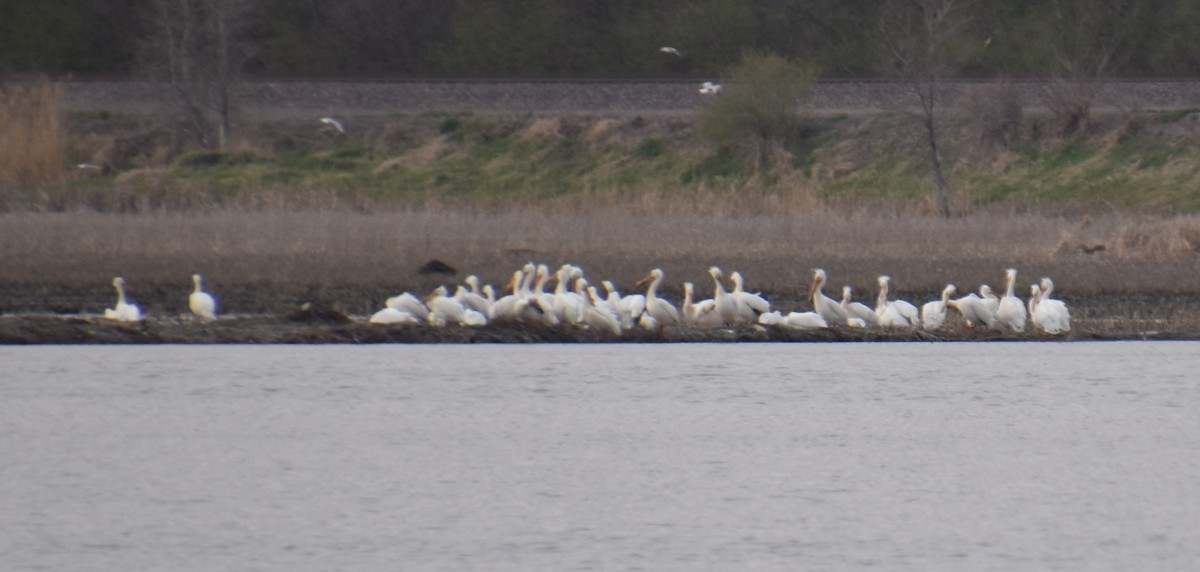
[3,81,1200,341]
[4,80,1200,213]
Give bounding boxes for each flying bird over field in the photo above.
[660,46,681,56]
[319,116,345,134]
[699,81,722,95]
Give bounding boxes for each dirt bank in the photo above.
[1,313,1192,345]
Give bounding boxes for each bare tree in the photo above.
[152,0,253,150]
[878,0,976,218]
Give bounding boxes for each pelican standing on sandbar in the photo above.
[104,277,142,322]
[189,274,217,321]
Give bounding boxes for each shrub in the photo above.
[697,51,816,168]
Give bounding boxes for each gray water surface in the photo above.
[2,342,1199,571]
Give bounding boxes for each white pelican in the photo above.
[1032,277,1071,334]
[386,292,430,321]
[683,282,721,328]
[758,310,827,331]
[425,286,486,327]
[921,284,956,331]
[730,271,770,322]
[602,280,646,330]
[840,286,877,325]
[635,268,680,328]
[949,293,996,329]
[979,285,1000,315]
[583,286,623,336]
[994,268,1027,333]
[810,269,854,326]
[708,267,738,326]
[454,285,491,315]
[319,116,345,133]
[369,307,420,325]
[660,46,681,56]
[104,277,142,322]
[875,275,920,328]
[699,81,722,95]
[188,274,217,321]
[552,265,586,325]
[488,270,524,321]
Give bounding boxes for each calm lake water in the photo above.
[2,342,1199,571]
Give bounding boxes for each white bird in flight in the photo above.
[660,46,681,56]
[319,116,345,134]
[699,81,722,95]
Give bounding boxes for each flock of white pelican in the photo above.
[101,264,1070,337]
[365,264,1071,335]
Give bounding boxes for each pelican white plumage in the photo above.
[682,282,721,328]
[699,81,722,95]
[949,293,996,329]
[810,269,854,326]
[553,265,586,325]
[488,270,524,321]
[386,292,430,321]
[758,310,828,331]
[979,285,1000,315]
[730,271,770,322]
[708,267,738,326]
[601,280,645,330]
[453,285,491,316]
[635,268,680,328]
[188,274,217,321]
[660,46,681,56]
[426,286,486,327]
[319,116,345,133]
[875,275,920,328]
[840,286,877,326]
[369,306,420,325]
[994,268,1027,333]
[584,286,623,336]
[1032,277,1071,334]
[104,277,142,322]
[921,284,956,331]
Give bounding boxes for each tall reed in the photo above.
[0,79,66,186]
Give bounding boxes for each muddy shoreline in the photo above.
[2,311,1195,345]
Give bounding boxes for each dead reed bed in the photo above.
[0,79,65,187]
[2,209,1199,329]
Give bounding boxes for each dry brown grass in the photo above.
[0,79,66,186]
[2,209,1198,324]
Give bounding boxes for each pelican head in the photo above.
[465,274,480,290]
[878,275,891,287]
[708,266,725,287]
[841,285,852,302]
[980,285,996,297]
[602,280,616,295]
[635,268,663,289]
[809,269,827,301]
[1040,277,1055,296]
[424,285,448,303]
[113,276,125,288]
[730,271,745,290]
[942,284,957,300]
